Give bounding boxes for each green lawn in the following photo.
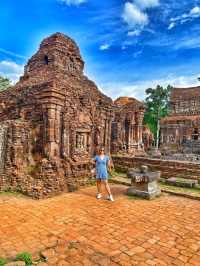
[160,183,200,196]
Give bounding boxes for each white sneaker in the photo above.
[107,195,114,202]
[96,193,102,199]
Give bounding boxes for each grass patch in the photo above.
[16,252,32,265]
[127,195,145,200]
[0,258,8,266]
[0,190,22,196]
[110,170,127,178]
[160,183,200,196]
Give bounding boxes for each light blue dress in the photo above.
[94,155,110,179]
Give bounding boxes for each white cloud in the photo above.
[0,48,26,59]
[169,6,200,29]
[122,2,149,28]
[168,22,175,30]
[99,74,200,100]
[190,6,200,16]
[59,0,87,6]
[134,0,159,10]
[127,29,141,36]
[99,44,110,51]
[0,60,24,84]
[174,36,200,50]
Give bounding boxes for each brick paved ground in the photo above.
[0,185,200,266]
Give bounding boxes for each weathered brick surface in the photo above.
[113,155,200,182]
[0,185,200,265]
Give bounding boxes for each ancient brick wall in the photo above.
[112,156,200,182]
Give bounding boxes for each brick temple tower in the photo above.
[0,33,113,198]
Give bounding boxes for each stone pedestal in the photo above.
[127,165,161,199]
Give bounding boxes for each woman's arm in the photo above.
[107,157,113,174]
[91,155,97,165]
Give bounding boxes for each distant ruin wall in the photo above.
[112,156,200,182]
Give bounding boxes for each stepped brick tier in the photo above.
[160,85,200,154]
[0,33,150,198]
[112,155,200,182]
[111,97,152,154]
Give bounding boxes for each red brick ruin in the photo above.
[112,97,147,154]
[0,33,151,198]
[161,86,200,154]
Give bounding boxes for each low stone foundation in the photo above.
[0,155,95,199]
[112,156,200,183]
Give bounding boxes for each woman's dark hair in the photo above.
[98,146,105,154]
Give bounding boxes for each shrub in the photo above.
[0,258,8,266]
[16,252,32,265]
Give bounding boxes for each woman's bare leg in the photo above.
[103,180,112,196]
[96,179,102,194]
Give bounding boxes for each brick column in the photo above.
[43,104,61,158]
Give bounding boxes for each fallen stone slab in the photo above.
[165,177,198,188]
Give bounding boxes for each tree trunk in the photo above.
[156,119,160,149]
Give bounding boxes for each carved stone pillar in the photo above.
[43,104,61,158]
[61,113,70,158]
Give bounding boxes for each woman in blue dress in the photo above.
[93,147,114,201]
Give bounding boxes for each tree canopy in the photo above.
[144,84,172,148]
[0,76,12,92]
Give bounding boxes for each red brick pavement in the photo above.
[0,185,200,265]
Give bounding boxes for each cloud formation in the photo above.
[0,60,24,84]
[127,29,141,36]
[134,0,159,10]
[99,44,111,51]
[0,48,26,59]
[168,6,200,30]
[122,2,148,28]
[122,0,159,31]
[59,0,87,6]
[100,73,200,100]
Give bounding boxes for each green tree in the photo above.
[0,76,11,91]
[144,84,172,149]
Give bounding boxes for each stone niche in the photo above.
[0,32,113,198]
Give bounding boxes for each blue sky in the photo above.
[0,0,200,100]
